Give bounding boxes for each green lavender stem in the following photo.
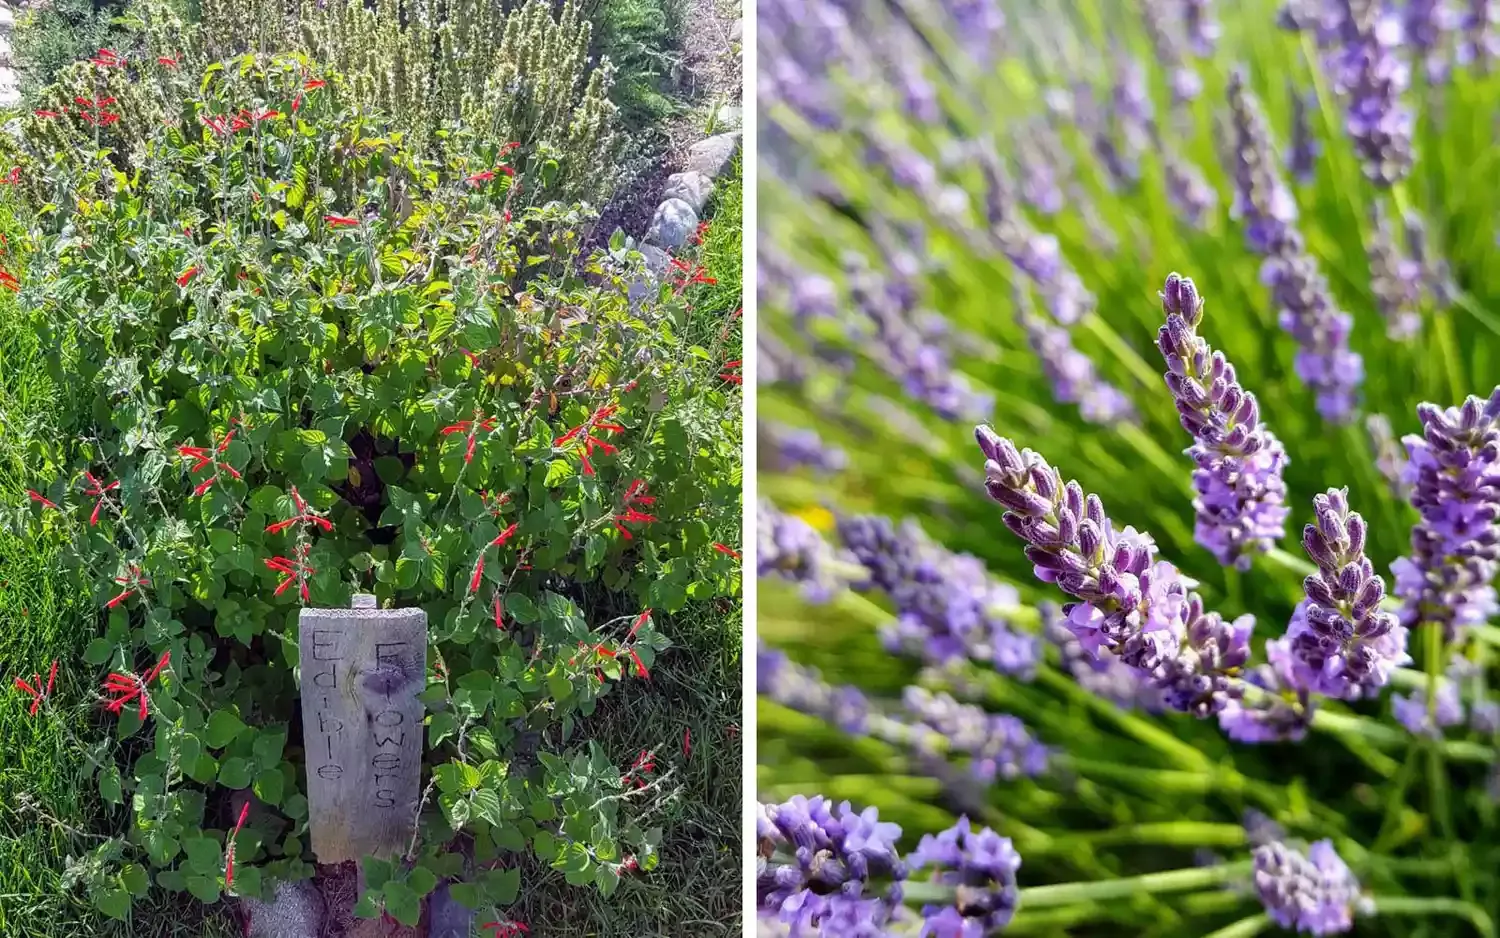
[1369,896,1497,938]
[1201,914,1272,938]
[899,860,1254,909]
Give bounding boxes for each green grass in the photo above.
[0,246,236,938]
[587,0,689,132]
[512,598,743,936]
[694,156,743,320]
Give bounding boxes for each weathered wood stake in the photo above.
[298,595,427,863]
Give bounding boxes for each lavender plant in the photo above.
[759,0,1500,934]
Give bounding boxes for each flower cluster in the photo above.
[1367,201,1423,340]
[836,513,1040,676]
[757,796,908,934]
[1227,71,1363,422]
[1390,389,1500,637]
[909,817,1024,935]
[1156,273,1290,569]
[761,421,848,475]
[1252,839,1364,934]
[758,501,862,602]
[1316,0,1415,186]
[1286,488,1408,699]
[903,686,1050,783]
[1043,603,1165,713]
[974,426,1254,716]
[1018,299,1136,427]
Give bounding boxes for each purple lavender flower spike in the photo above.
[1391,681,1464,737]
[1391,389,1500,638]
[762,421,848,475]
[1472,699,1500,734]
[1157,273,1290,569]
[836,513,1040,677]
[1228,72,1363,422]
[758,500,863,602]
[1407,0,1458,82]
[1458,0,1500,69]
[1217,637,1315,742]
[903,687,1050,782]
[1253,839,1363,934]
[973,426,1254,716]
[1403,211,1459,309]
[910,818,1022,935]
[1286,489,1409,700]
[1288,89,1319,184]
[1366,414,1413,499]
[1141,0,1202,104]
[1318,0,1415,186]
[1367,200,1423,340]
[1183,0,1221,56]
[1043,603,1166,712]
[1016,285,1136,426]
[1163,148,1218,229]
[758,645,872,735]
[757,796,908,934]
[980,154,1095,326]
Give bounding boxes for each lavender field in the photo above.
[755,0,1500,935]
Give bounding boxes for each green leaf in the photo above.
[186,875,222,904]
[504,593,539,624]
[252,727,287,765]
[253,768,285,805]
[94,887,131,920]
[119,864,150,897]
[218,756,253,790]
[362,857,393,891]
[483,866,521,905]
[352,891,381,919]
[407,865,438,897]
[595,864,620,897]
[448,882,481,909]
[472,788,504,826]
[205,710,247,748]
[99,765,123,804]
[84,638,114,665]
[383,880,420,926]
[183,836,222,875]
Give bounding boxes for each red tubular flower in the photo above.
[179,430,240,493]
[176,267,198,287]
[683,727,692,758]
[468,554,486,595]
[324,214,359,227]
[265,551,315,601]
[106,565,151,609]
[627,609,652,639]
[158,55,178,67]
[480,922,529,938]
[13,661,56,716]
[627,647,649,680]
[265,487,334,535]
[499,142,521,155]
[466,170,495,186]
[304,79,326,90]
[102,651,170,720]
[82,472,120,526]
[27,490,58,510]
[623,479,655,506]
[33,110,62,119]
[712,542,741,560]
[91,48,123,67]
[1,167,19,184]
[0,270,20,291]
[493,592,504,630]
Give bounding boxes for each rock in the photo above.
[0,34,12,66]
[0,8,14,29]
[645,198,698,249]
[730,18,742,42]
[661,171,714,214]
[685,132,741,178]
[243,879,325,938]
[427,880,475,938]
[626,244,670,304]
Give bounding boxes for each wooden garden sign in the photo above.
[298,595,427,862]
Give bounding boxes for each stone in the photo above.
[645,198,699,249]
[298,599,427,864]
[427,880,476,938]
[685,132,741,178]
[626,244,670,304]
[243,879,325,938]
[661,171,714,214]
[730,18,742,42]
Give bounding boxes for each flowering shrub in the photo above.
[4,52,739,925]
[759,0,1500,935]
